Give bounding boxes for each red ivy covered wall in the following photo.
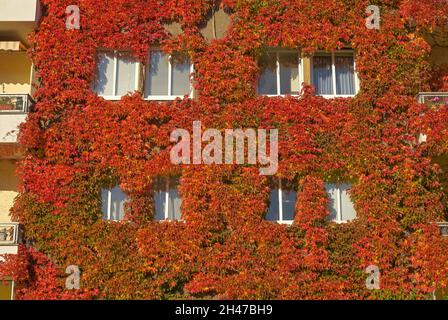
[2,0,448,299]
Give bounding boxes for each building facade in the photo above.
[0,0,41,300]
[1,0,448,299]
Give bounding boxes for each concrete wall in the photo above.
[0,114,27,143]
[0,159,18,223]
[0,0,41,22]
[165,7,231,40]
[0,51,32,94]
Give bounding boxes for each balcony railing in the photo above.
[437,222,448,237]
[417,92,448,108]
[0,223,19,246]
[0,94,32,113]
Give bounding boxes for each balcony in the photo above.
[0,223,18,245]
[0,0,41,45]
[0,223,19,257]
[437,222,448,237]
[0,94,32,144]
[417,92,448,108]
[0,94,31,113]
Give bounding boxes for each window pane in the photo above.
[279,52,300,95]
[335,53,355,95]
[153,177,182,221]
[171,58,191,96]
[154,189,166,221]
[168,188,182,220]
[94,52,114,96]
[282,189,297,221]
[153,177,167,220]
[339,184,356,221]
[116,54,137,96]
[313,54,333,95]
[101,189,109,219]
[145,51,169,96]
[258,52,277,95]
[325,183,338,221]
[266,188,280,221]
[110,186,127,220]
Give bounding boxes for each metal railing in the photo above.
[0,223,19,245]
[437,222,448,237]
[0,94,33,113]
[417,92,448,107]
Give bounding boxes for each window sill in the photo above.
[0,111,29,115]
[144,96,191,101]
[259,94,301,98]
[319,94,356,99]
[155,219,185,223]
[97,95,192,101]
[331,220,354,224]
[98,95,125,101]
[266,220,294,225]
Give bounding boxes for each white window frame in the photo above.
[311,50,359,99]
[326,184,356,224]
[145,50,194,101]
[154,177,183,222]
[257,50,303,97]
[267,178,295,225]
[10,280,15,300]
[95,50,140,101]
[102,187,127,221]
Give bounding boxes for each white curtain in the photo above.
[282,189,297,221]
[325,183,339,221]
[94,52,114,95]
[258,52,277,95]
[339,184,356,221]
[279,52,300,95]
[145,51,169,96]
[153,177,182,220]
[167,188,182,220]
[325,183,357,222]
[101,186,127,221]
[266,188,280,221]
[154,189,166,221]
[335,55,355,95]
[116,55,137,96]
[313,55,333,95]
[171,59,191,96]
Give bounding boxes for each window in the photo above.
[101,186,128,221]
[93,51,139,99]
[325,183,357,223]
[265,179,297,224]
[258,51,301,96]
[144,51,193,100]
[312,51,357,97]
[153,177,182,221]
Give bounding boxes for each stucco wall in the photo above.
[0,114,27,143]
[0,0,41,22]
[0,159,18,223]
